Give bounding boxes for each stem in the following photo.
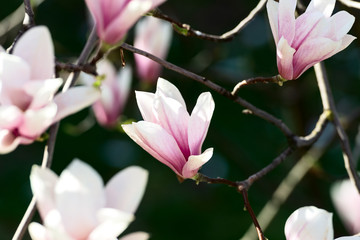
[231,75,285,96]
[242,191,266,240]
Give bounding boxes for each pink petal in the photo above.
[156,78,186,108]
[117,66,132,106]
[135,91,157,123]
[276,37,296,80]
[266,0,279,43]
[105,166,148,214]
[285,206,333,240]
[153,93,190,157]
[188,92,214,156]
[122,121,186,176]
[13,26,54,80]
[0,105,23,129]
[292,37,340,79]
[119,232,150,240]
[89,208,134,240]
[337,34,356,53]
[85,0,104,38]
[182,148,213,179]
[53,86,100,123]
[325,11,355,41]
[55,159,105,239]
[0,129,21,154]
[30,165,59,219]
[18,103,57,138]
[306,0,335,17]
[26,78,63,109]
[278,0,296,45]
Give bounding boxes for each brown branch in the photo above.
[150,0,267,42]
[314,63,360,192]
[55,61,98,76]
[231,75,285,96]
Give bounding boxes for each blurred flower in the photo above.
[84,60,132,127]
[29,159,148,240]
[122,78,214,179]
[119,232,150,240]
[331,179,360,234]
[85,0,166,45]
[0,26,100,154]
[134,16,172,83]
[267,0,355,80]
[285,206,360,240]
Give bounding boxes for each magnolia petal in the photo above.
[26,78,63,109]
[154,93,190,156]
[122,121,185,176]
[188,92,214,156]
[105,166,148,214]
[88,208,134,240]
[42,210,74,240]
[266,0,279,43]
[0,105,22,129]
[97,60,118,85]
[276,37,295,80]
[182,148,213,179]
[18,102,57,138]
[13,26,54,80]
[292,37,340,79]
[55,159,105,239]
[337,34,357,53]
[135,91,157,123]
[85,0,104,37]
[117,66,132,107]
[285,206,333,240]
[119,232,150,240]
[335,237,360,240]
[306,0,336,18]
[53,86,100,123]
[0,130,21,154]
[325,11,355,41]
[28,222,48,240]
[156,78,186,108]
[278,0,296,45]
[30,165,59,219]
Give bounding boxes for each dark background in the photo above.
[1,0,360,239]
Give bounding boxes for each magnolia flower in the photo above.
[134,17,172,83]
[84,60,132,127]
[267,0,355,80]
[285,206,360,240]
[331,179,360,234]
[0,26,100,154]
[29,159,148,240]
[85,0,166,45]
[122,78,214,179]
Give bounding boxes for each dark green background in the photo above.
[1,0,360,239]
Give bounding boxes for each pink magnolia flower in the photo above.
[134,17,172,83]
[29,159,148,240]
[84,60,132,127]
[85,0,166,45]
[285,206,360,240]
[122,78,214,179]
[267,0,355,80]
[0,26,100,154]
[331,179,360,234]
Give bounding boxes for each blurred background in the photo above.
[1,0,360,239]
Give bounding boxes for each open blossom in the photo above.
[29,159,148,240]
[122,78,214,179]
[85,0,166,45]
[285,206,360,240]
[84,60,132,127]
[267,0,355,80]
[134,17,172,83]
[331,179,360,234]
[0,26,100,154]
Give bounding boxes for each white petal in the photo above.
[13,26,55,80]
[26,78,63,109]
[0,130,21,154]
[0,105,22,129]
[117,66,132,106]
[266,0,279,43]
[156,78,186,108]
[182,148,213,179]
[55,159,105,239]
[106,166,148,214]
[28,222,48,240]
[119,232,150,240]
[30,165,59,219]
[306,0,335,17]
[335,237,360,240]
[135,91,157,123]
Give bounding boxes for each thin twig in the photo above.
[338,0,360,8]
[231,75,285,96]
[150,0,267,42]
[314,62,360,192]
[23,0,35,26]
[55,61,98,76]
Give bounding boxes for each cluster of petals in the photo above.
[29,159,149,240]
[122,78,214,179]
[85,0,166,45]
[0,26,100,154]
[285,206,360,240]
[83,59,132,127]
[331,179,360,234]
[267,0,355,80]
[134,16,172,83]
